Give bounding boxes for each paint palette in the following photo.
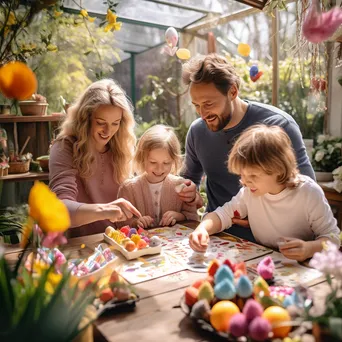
[104,233,162,260]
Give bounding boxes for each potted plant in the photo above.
[311,135,342,182]
[305,238,342,341]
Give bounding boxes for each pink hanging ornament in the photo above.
[161,27,179,56]
[302,0,342,44]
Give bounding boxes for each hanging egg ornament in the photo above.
[165,27,178,48]
[176,48,191,60]
[237,43,251,57]
[249,65,263,82]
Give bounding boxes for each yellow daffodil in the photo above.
[54,10,63,17]
[7,11,16,26]
[20,216,34,248]
[47,44,58,52]
[80,9,88,18]
[28,181,70,233]
[32,259,49,275]
[45,271,63,294]
[88,16,96,23]
[104,9,122,32]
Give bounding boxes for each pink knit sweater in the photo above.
[117,173,199,228]
[49,137,120,237]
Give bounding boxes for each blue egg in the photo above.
[214,279,236,300]
[283,295,294,308]
[249,65,259,77]
[214,265,234,284]
[236,275,253,298]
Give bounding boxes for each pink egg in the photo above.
[229,313,248,337]
[248,317,271,341]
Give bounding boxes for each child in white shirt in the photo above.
[189,124,340,261]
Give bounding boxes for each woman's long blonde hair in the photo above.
[56,79,136,183]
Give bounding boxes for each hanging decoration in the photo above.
[302,0,342,44]
[161,27,191,60]
[237,43,251,57]
[249,65,263,82]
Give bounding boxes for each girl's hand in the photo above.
[159,211,185,226]
[189,227,209,252]
[278,238,312,262]
[102,198,141,223]
[136,215,154,229]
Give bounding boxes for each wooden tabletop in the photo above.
[4,221,329,342]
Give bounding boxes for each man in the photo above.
[178,53,314,241]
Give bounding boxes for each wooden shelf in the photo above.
[0,172,49,182]
[0,114,65,123]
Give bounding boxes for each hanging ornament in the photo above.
[302,0,342,44]
[237,43,251,57]
[249,65,263,82]
[161,27,178,56]
[176,48,191,60]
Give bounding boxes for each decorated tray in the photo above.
[103,226,162,260]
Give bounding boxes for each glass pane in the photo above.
[63,0,205,28]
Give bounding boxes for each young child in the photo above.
[117,124,198,228]
[189,124,340,262]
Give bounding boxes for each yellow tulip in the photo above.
[20,216,34,248]
[80,9,88,18]
[28,181,70,233]
[106,9,118,24]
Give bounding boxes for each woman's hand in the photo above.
[101,198,141,223]
[159,211,185,227]
[189,226,209,252]
[136,215,154,229]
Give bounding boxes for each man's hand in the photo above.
[177,180,197,203]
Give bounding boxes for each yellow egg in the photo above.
[105,226,115,236]
[130,234,141,245]
[237,43,251,57]
[176,48,191,60]
[262,306,291,338]
[210,300,240,332]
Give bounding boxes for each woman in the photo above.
[49,79,141,237]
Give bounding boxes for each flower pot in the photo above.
[19,101,48,116]
[315,171,333,182]
[312,322,341,342]
[37,155,49,172]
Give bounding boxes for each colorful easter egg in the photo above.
[165,27,178,47]
[198,281,214,303]
[229,313,248,337]
[208,259,220,276]
[190,299,211,320]
[105,226,115,236]
[137,239,147,249]
[262,306,291,338]
[237,43,251,57]
[215,265,234,284]
[242,299,263,322]
[210,301,240,332]
[176,48,191,60]
[124,240,136,252]
[185,286,199,307]
[130,233,141,245]
[236,275,253,298]
[214,279,236,300]
[249,65,259,77]
[248,317,271,341]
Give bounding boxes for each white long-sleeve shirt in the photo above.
[215,175,341,249]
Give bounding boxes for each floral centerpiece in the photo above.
[311,135,342,181]
[0,182,98,341]
[306,237,342,341]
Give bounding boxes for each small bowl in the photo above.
[37,155,49,172]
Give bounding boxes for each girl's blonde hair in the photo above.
[134,124,183,175]
[56,79,136,183]
[228,124,300,188]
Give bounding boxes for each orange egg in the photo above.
[210,300,240,332]
[262,306,291,338]
[237,43,251,57]
[124,240,136,252]
[0,61,37,100]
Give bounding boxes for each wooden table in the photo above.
[4,221,330,342]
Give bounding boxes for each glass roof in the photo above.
[63,0,254,62]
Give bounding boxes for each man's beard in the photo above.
[205,112,232,132]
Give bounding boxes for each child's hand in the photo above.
[278,238,312,262]
[136,215,154,229]
[159,211,184,226]
[189,227,209,253]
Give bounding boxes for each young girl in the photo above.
[117,125,199,228]
[189,124,340,262]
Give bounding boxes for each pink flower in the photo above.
[42,232,67,249]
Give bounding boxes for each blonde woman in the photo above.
[117,125,198,229]
[189,125,340,261]
[49,79,141,237]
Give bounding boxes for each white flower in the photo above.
[335,143,342,149]
[317,135,326,144]
[315,150,325,162]
[328,144,334,154]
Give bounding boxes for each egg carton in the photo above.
[103,233,162,260]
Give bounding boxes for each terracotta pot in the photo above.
[19,101,48,116]
[312,322,341,342]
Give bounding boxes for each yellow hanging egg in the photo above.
[237,43,251,57]
[176,48,191,60]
